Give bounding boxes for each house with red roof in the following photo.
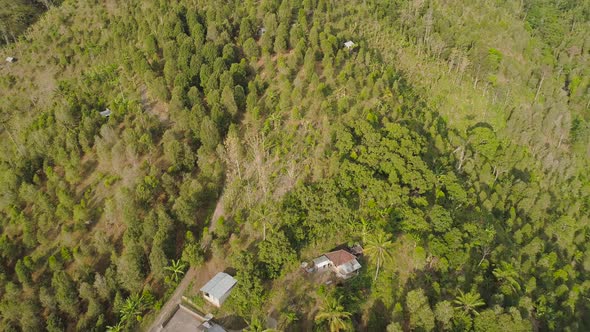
[311,248,362,279]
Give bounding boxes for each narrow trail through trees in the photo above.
[146,196,225,331]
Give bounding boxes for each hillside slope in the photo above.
[0,0,589,331]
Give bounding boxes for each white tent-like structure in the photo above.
[100,108,112,117]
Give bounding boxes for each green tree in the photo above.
[429,205,453,233]
[144,34,158,57]
[274,23,288,53]
[221,84,238,117]
[238,17,255,42]
[117,243,146,293]
[106,321,124,332]
[182,242,204,267]
[46,312,65,332]
[434,300,454,330]
[453,290,485,316]
[119,293,150,323]
[164,259,187,283]
[244,315,280,332]
[258,231,296,278]
[229,252,266,316]
[51,270,79,317]
[243,37,260,59]
[492,262,521,295]
[314,296,352,332]
[406,289,435,331]
[364,231,394,281]
[473,308,531,332]
[14,258,31,285]
[151,76,170,101]
[148,244,168,280]
[200,116,221,151]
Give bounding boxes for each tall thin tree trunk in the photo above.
[374,257,381,281]
[534,74,545,105]
[236,159,242,180]
[454,146,466,170]
[3,124,25,157]
[473,65,481,89]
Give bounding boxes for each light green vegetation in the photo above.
[0,0,53,45]
[0,0,589,331]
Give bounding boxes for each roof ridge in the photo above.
[324,249,356,267]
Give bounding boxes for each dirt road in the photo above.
[146,266,197,332]
[146,196,225,331]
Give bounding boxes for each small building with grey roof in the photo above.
[200,272,237,307]
[312,255,331,270]
[100,108,112,117]
[344,40,356,50]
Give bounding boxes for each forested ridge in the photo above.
[0,0,56,45]
[0,0,589,331]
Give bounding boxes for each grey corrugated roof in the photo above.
[100,108,111,117]
[313,256,331,267]
[200,272,237,299]
[337,258,361,274]
[198,321,227,332]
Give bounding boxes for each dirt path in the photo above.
[147,267,198,332]
[208,194,225,233]
[146,197,226,331]
[140,85,149,110]
[140,84,169,121]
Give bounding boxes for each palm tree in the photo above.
[492,262,521,295]
[165,259,187,283]
[315,296,352,332]
[250,203,279,241]
[106,321,124,332]
[280,311,299,329]
[358,217,371,243]
[120,293,146,322]
[364,231,394,281]
[453,290,485,316]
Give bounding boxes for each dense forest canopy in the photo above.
[0,0,589,331]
